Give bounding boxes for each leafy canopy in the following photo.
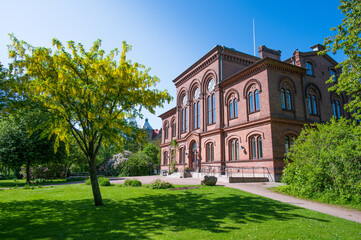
[7,35,172,156]
[321,0,361,119]
[281,118,361,204]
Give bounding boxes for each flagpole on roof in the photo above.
[253,18,256,56]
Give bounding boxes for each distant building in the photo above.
[159,44,346,181]
[142,118,161,142]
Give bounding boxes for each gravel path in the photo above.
[110,175,361,224]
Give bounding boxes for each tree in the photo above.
[119,152,151,177]
[0,110,67,182]
[281,118,361,204]
[321,0,361,119]
[142,142,161,173]
[7,35,172,206]
[121,118,146,153]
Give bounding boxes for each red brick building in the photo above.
[159,44,345,181]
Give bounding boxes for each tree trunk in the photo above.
[26,161,30,183]
[88,155,103,206]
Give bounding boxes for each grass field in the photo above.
[0,178,84,188]
[271,186,361,212]
[0,184,360,239]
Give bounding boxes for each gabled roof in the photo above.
[220,57,306,87]
[172,45,260,86]
[158,107,176,119]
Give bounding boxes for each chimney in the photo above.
[310,44,325,52]
[258,45,281,61]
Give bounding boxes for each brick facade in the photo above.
[159,45,345,181]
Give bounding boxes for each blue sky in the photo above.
[0,0,345,129]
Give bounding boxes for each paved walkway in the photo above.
[110,175,361,224]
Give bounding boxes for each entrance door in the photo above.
[190,141,198,171]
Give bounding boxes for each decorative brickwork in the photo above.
[159,44,346,181]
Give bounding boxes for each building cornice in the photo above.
[158,107,176,119]
[174,52,220,87]
[220,57,306,88]
[173,46,260,87]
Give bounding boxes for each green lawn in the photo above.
[0,184,360,240]
[0,178,84,188]
[270,186,361,212]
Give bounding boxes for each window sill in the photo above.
[248,110,260,115]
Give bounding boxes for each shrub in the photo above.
[120,152,151,176]
[23,184,30,189]
[123,179,133,186]
[98,177,111,186]
[281,118,361,204]
[85,177,110,186]
[131,179,142,187]
[150,179,174,189]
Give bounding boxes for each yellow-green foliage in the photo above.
[6,34,172,205]
[7,34,172,155]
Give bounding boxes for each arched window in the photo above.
[306,62,314,75]
[230,100,234,118]
[249,92,254,112]
[281,89,286,109]
[332,95,342,119]
[193,101,200,129]
[250,135,263,159]
[229,139,239,160]
[208,96,211,124]
[163,151,168,165]
[255,90,260,111]
[206,78,216,125]
[285,135,296,155]
[212,94,216,122]
[281,88,293,110]
[307,94,318,115]
[312,95,317,115]
[228,94,238,119]
[248,88,260,113]
[206,143,214,162]
[164,122,169,140]
[193,87,200,129]
[179,148,185,164]
[171,119,176,138]
[181,95,188,133]
[286,90,292,110]
[233,99,238,117]
[208,94,216,124]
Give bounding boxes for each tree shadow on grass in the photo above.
[0,186,329,239]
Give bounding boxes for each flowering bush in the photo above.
[150,179,174,189]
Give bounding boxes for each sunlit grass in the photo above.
[0,178,84,188]
[0,184,360,239]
